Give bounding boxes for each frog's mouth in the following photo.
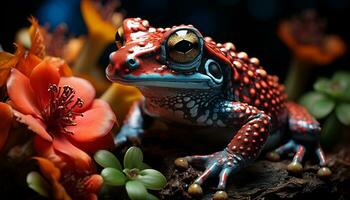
[106,67,220,89]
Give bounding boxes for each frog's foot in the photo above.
[175,149,245,199]
[266,140,331,177]
[114,125,144,148]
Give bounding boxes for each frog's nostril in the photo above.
[126,56,139,69]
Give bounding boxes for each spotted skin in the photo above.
[106,18,329,194]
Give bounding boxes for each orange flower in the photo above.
[33,157,103,200]
[278,10,346,65]
[0,102,13,151]
[0,17,72,87]
[6,60,116,170]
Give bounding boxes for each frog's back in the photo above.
[205,39,288,126]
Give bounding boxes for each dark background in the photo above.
[0,0,349,89]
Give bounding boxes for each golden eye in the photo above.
[167,30,200,63]
[115,27,124,49]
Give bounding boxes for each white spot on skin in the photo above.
[175,103,183,108]
[183,97,191,102]
[206,119,213,125]
[217,120,226,127]
[212,113,218,120]
[186,100,195,108]
[197,110,210,123]
[190,105,198,117]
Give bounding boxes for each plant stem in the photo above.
[285,58,311,101]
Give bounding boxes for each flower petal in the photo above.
[52,180,72,200]
[45,57,73,77]
[52,135,93,171]
[83,174,103,193]
[59,76,96,112]
[17,53,43,77]
[6,69,41,117]
[13,110,52,142]
[67,99,116,143]
[30,59,60,108]
[33,157,61,181]
[34,136,67,170]
[70,132,114,154]
[0,103,13,150]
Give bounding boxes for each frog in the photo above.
[106,18,331,199]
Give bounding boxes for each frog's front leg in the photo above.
[176,101,271,199]
[114,100,152,147]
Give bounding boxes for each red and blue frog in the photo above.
[106,18,331,199]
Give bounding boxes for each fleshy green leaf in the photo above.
[126,180,148,200]
[299,92,335,119]
[335,103,350,126]
[332,71,350,84]
[137,169,167,190]
[94,150,122,170]
[314,73,350,101]
[314,78,331,93]
[101,168,127,186]
[124,146,143,169]
[332,71,350,101]
[26,171,49,197]
[146,192,159,200]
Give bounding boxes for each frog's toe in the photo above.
[265,151,280,161]
[174,157,189,170]
[287,161,303,174]
[213,190,229,200]
[317,167,332,177]
[188,183,203,197]
[186,150,244,198]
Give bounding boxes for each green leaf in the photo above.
[101,168,127,186]
[332,71,350,84]
[94,150,122,170]
[332,71,350,101]
[26,171,49,197]
[146,192,159,200]
[124,146,143,169]
[126,180,148,200]
[299,92,335,119]
[137,169,167,190]
[335,103,350,126]
[314,78,343,98]
[314,78,331,93]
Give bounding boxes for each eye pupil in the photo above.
[174,40,195,53]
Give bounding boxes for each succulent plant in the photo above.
[299,71,350,146]
[94,147,167,200]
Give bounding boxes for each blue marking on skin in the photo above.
[110,73,222,89]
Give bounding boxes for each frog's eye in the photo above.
[115,27,125,49]
[167,30,201,63]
